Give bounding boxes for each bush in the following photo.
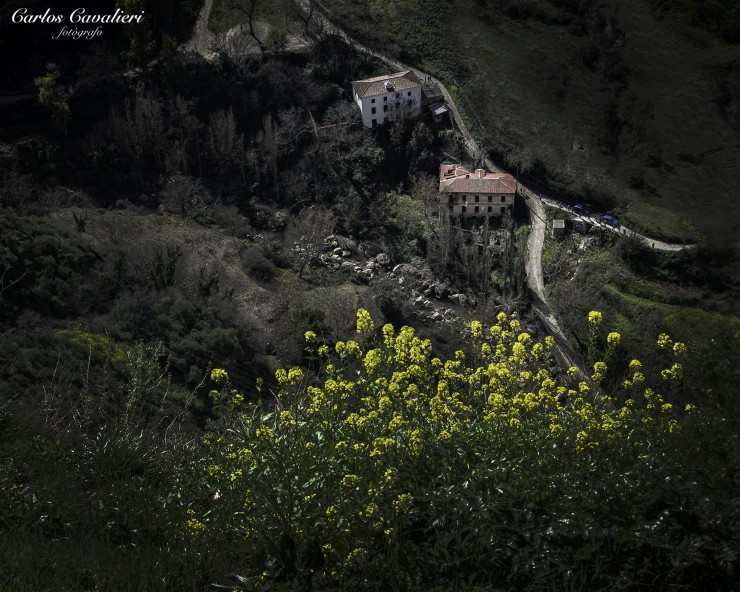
[242,246,277,283]
[198,310,739,591]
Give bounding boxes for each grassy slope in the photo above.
[543,220,739,401]
[318,0,740,242]
[209,0,304,34]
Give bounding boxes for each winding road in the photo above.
[184,1,692,376]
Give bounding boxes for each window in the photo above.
[371,98,375,103]
[474,205,479,213]
[462,205,467,212]
[448,204,453,212]
[383,105,388,112]
[475,195,479,202]
[384,96,387,102]
[461,194,467,202]
[372,119,377,127]
[500,195,506,202]
[500,206,506,214]
[371,107,376,114]
[448,196,453,204]
[487,206,492,212]
[407,91,411,96]
[488,195,492,202]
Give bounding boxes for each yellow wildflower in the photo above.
[356,308,374,334]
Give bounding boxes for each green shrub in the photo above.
[198,310,739,591]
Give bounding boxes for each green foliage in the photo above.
[198,311,740,591]
[197,265,221,297]
[652,0,740,43]
[0,210,103,320]
[33,71,70,134]
[146,244,182,291]
[242,246,278,283]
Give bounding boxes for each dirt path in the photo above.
[294,0,591,373]
[521,187,587,373]
[179,0,218,61]
[186,1,688,375]
[178,0,310,63]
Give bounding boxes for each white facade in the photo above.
[353,88,422,127]
[352,75,423,128]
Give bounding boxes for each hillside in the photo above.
[0,1,739,589]
[316,0,740,242]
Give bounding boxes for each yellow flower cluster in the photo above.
[205,311,697,583]
[356,308,374,334]
[186,509,206,535]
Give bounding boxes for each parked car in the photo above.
[573,204,592,215]
[603,214,621,227]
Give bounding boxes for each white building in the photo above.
[351,71,423,128]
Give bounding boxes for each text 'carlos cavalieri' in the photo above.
[12,7,145,40]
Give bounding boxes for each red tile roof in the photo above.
[439,164,516,194]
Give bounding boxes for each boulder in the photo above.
[433,282,450,299]
[449,293,467,306]
[375,253,390,266]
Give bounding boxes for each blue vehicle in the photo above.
[603,214,621,228]
[573,204,592,216]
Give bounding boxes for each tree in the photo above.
[109,89,166,170]
[284,206,335,279]
[34,65,70,134]
[229,0,266,52]
[290,0,321,40]
[116,0,153,67]
[167,95,203,175]
[159,174,212,217]
[206,108,243,174]
[261,113,279,197]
